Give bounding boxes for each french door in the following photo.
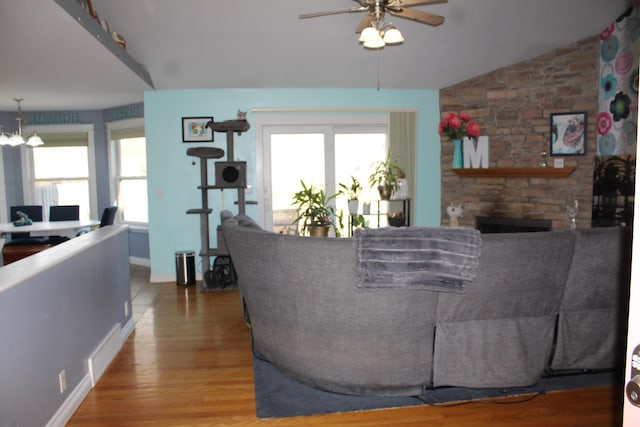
[258,114,389,237]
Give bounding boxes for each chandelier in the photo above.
[358,4,403,49]
[0,98,44,147]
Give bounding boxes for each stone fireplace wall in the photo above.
[440,36,599,230]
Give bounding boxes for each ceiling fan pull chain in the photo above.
[376,49,382,91]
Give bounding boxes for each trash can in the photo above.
[175,250,196,286]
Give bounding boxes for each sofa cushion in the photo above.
[236,214,263,230]
[433,231,576,388]
[220,209,237,225]
[551,227,631,371]
[221,210,264,231]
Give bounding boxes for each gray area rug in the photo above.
[253,356,618,419]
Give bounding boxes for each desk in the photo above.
[0,220,100,239]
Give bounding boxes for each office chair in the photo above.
[99,206,118,227]
[49,205,80,221]
[74,206,118,237]
[47,205,81,244]
[10,205,43,223]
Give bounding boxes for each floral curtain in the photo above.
[598,4,640,155]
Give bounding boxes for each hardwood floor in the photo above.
[68,266,623,426]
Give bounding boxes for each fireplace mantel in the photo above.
[452,167,575,178]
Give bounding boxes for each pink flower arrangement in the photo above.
[438,112,481,141]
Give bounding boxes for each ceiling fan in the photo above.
[299,0,447,35]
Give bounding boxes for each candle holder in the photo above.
[540,151,549,168]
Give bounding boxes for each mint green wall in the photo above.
[144,89,441,279]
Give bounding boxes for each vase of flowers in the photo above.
[452,139,464,169]
[438,112,481,169]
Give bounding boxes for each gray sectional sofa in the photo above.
[220,210,631,396]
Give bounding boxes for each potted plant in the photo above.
[291,180,343,237]
[368,150,404,200]
[351,214,366,229]
[339,175,363,215]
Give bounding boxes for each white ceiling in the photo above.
[0,0,631,112]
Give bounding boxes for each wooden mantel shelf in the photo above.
[452,167,575,178]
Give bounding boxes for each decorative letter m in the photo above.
[463,136,489,168]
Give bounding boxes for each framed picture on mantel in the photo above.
[550,112,587,156]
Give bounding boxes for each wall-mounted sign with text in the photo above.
[31,113,81,125]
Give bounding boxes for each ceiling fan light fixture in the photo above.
[383,27,404,44]
[301,1,446,51]
[363,34,385,49]
[359,26,380,43]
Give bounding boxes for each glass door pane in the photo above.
[270,133,325,234]
[264,125,389,237]
[335,133,387,235]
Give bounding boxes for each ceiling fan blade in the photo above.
[299,7,368,19]
[355,14,375,33]
[388,0,447,6]
[387,8,445,26]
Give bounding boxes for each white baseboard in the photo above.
[88,324,123,387]
[150,272,175,283]
[129,256,150,267]
[121,317,135,341]
[46,321,132,427]
[45,374,92,427]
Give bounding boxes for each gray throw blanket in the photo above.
[354,227,482,293]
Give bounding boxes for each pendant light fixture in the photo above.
[0,98,44,147]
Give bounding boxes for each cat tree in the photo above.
[186,113,249,288]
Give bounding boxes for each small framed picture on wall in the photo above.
[182,117,214,142]
[550,112,587,156]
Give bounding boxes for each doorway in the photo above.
[256,111,416,236]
